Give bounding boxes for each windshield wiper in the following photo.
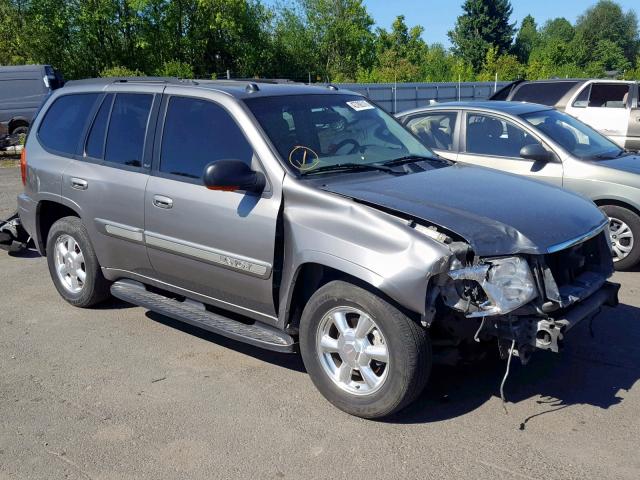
[375,155,435,167]
[301,162,401,176]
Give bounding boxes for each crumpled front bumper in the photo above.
[531,281,619,353]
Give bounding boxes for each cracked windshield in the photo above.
[245,94,435,174]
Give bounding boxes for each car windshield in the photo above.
[520,109,624,160]
[244,94,435,175]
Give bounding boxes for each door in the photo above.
[403,111,459,161]
[566,82,631,147]
[627,83,640,150]
[458,111,563,186]
[144,91,281,321]
[62,85,161,275]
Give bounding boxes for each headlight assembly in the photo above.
[449,256,538,317]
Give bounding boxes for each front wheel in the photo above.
[299,280,431,419]
[601,205,640,271]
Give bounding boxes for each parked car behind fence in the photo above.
[0,64,64,136]
[491,79,640,151]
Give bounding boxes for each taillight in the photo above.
[20,148,27,186]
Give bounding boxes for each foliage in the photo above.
[449,0,516,71]
[512,15,538,63]
[155,60,194,78]
[0,0,639,83]
[99,65,143,77]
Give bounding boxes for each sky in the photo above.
[366,0,640,46]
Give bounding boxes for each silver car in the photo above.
[17,80,618,418]
[397,101,640,270]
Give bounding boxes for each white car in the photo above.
[492,79,640,151]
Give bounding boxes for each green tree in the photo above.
[448,0,515,72]
[478,45,523,80]
[573,0,639,64]
[363,15,428,82]
[513,14,538,63]
[300,0,375,81]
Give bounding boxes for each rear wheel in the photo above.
[601,205,640,270]
[46,216,110,307]
[299,280,431,418]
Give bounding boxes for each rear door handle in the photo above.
[152,195,173,209]
[70,177,88,190]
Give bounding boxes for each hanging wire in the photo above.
[500,339,516,415]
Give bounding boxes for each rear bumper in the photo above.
[532,281,620,353]
[17,193,37,241]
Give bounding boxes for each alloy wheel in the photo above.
[54,234,86,294]
[316,307,389,396]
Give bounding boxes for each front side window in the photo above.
[160,96,254,179]
[104,93,153,167]
[465,113,542,158]
[521,108,624,160]
[38,93,99,155]
[406,112,457,151]
[244,94,434,174]
[586,83,630,108]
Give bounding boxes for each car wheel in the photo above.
[299,280,431,418]
[10,124,28,136]
[601,205,640,271]
[46,216,110,307]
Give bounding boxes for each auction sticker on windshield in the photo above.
[346,100,374,111]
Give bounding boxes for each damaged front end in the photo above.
[431,223,619,364]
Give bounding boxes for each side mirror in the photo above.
[520,143,555,163]
[203,160,266,193]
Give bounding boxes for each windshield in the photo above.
[520,109,624,160]
[244,94,435,174]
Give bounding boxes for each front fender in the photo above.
[278,176,455,324]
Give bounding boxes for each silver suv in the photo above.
[17,78,619,418]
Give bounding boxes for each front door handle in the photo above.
[152,195,173,209]
[70,177,88,190]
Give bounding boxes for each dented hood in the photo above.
[319,163,607,256]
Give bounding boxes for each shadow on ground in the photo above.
[147,303,640,427]
[391,303,640,426]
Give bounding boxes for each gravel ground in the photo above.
[1,166,639,479]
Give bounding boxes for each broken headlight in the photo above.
[449,256,537,317]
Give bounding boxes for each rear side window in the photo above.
[38,93,99,155]
[160,96,253,180]
[586,83,629,108]
[104,93,153,167]
[511,82,579,105]
[85,94,114,159]
[406,112,457,150]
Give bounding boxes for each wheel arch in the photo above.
[281,261,421,333]
[8,117,30,134]
[36,200,81,255]
[593,198,640,219]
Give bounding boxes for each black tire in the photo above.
[299,280,431,419]
[46,216,110,307]
[10,124,28,136]
[601,205,640,271]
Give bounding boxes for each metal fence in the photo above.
[335,81,511,113]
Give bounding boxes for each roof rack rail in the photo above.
[64,76,197,87]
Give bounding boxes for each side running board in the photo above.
[110,280,296,353]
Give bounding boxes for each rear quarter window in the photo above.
[511,82,579,106]
[37,93,99,155]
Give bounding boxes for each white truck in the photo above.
[492,79,640,151]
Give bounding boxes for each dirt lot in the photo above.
[1,166,639,479]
